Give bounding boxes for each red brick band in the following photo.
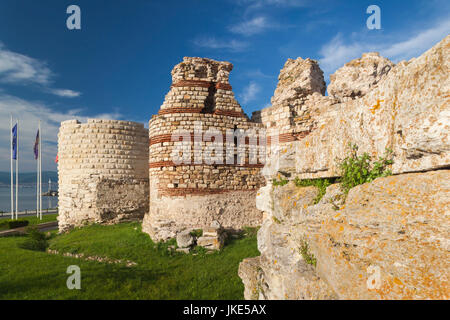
[213,109,246,117]
[150,131,311,146]
[171,80,211,88]
[267,133,295,144]
[158,188,257,197]
[150,133,264,146]
[157,107,246,118]
[171,80,232,91]
[149,161,264,169]
[266,131,312,145]
[216,83,232,90]
[158,107,203,115]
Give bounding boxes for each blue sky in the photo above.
[0,0,449,171]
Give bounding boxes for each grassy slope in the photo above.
[0,222,259,299]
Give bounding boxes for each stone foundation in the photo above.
[143,190,262,241]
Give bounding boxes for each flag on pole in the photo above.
[12,123,17,160]
[10,115,14,219]
[34,130,40,160]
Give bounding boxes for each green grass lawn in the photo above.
[0,222,259,299]
[0,213,58,225]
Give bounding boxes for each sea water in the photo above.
[0,185,58,213]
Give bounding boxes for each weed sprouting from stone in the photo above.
[299,240,317,267]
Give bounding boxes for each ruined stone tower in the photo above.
[58,119,149,231]
[142,57,266,240]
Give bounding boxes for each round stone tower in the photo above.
[143,57,266,241]
[57,119,149,232]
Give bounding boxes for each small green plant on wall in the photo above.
[293,177,333,204]
[272,177,288,187]
[338,144,393,193]
[299,240,317,267]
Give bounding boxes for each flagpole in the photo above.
[10,115,13,220]
[15,119,19,220]
[39,120,42,220]
[36,129,39,218]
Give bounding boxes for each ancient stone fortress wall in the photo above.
[253,36,448,179]
[251,57,328,147]
[143,57,266,240]
[58,119,149,232]
[294,36,449,179]
[239,36,450,300]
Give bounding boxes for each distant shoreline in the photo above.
[0,171,58,186]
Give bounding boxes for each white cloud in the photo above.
[0,94,123,172]
[229,16,272,36]
[0,42,52,85]
[0,42,81,98]
[49,89,82,98]
[192,37,248,52]
[243,69,274,79]
[319,33,365,75]
[319,19,450,77]
[382,19,450,61]
[240,81,261,104]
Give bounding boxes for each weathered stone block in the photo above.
[176,230,194,248]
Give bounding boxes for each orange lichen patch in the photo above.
[274,260,277,264]
[305,141,310,147]
[393,278,404,286]
[334,213,341,218]
[339,226,344,232]
[370,99,384,114]
[367,278,378,290]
